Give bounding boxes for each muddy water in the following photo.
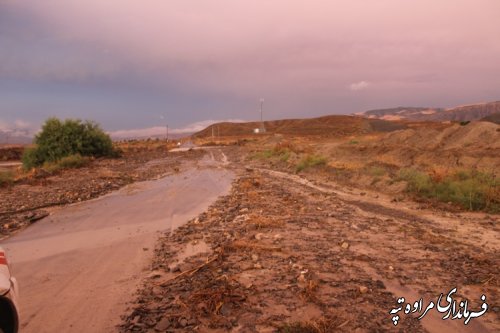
[1,166,234,333]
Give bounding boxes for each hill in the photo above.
[334,121,500,175]
[358,101,500,122]
[481,112,500,124]
[193,115,407,138]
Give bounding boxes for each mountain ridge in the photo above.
[358,101,500,122]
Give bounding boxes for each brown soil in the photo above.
[120,148,499,333]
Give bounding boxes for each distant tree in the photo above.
[22,117,116,169]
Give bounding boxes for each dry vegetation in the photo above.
[242,121,500,213]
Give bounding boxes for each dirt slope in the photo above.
[193,116,406,138]
[359,101,500,122]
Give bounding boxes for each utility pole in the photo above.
[166,124,169,142]
[259,98,266,133]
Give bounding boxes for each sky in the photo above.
[1,0,500,138]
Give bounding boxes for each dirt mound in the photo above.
[372,122,500,173]
[382,122,500,151]
[441,122,500,150]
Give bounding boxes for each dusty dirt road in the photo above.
[1,154,234,333]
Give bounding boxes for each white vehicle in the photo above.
[0,247,19,333]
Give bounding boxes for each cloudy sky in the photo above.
[1,0,499,137]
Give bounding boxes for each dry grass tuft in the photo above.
[279,318,340,333]
[227,240,282,253]
[246,214,285,229]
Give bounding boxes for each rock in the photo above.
[148,270,164,279]
[388,265,394,271]
[155,318,171,331]
[359,286,369,294]
[179,318,188,327]
[240,262,254,270]
[239,208,249,213]
[251,254,259,261]
[297,274,306,284]
[255,233,264,240]
[253,263,262,269]
[220,303,232,316]
[273,234,283,242]
[341,242,349,249]
[131,315,141,325]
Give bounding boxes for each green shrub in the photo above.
[253,149,274,159]
[295,154,327,173]
[22,147,44,170]
[279,150,291,162]
[42,154,90,174]
[0,170,14,187]
[397,168,433,194]
[252,145,291,162]
[57,154,90,169]
[398,168,499,212]
[22,117,116,169]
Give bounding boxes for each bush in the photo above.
[252,145,292,162]
[22,147,44,170]
[398,168,499,212]
[22,117,116,169]
[295,154,327,173]
[42,154,90,174]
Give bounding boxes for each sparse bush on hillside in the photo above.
[22,117,117,169]
[252,144,293,162]
[295,154,327,173]
[398,168,499,212]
